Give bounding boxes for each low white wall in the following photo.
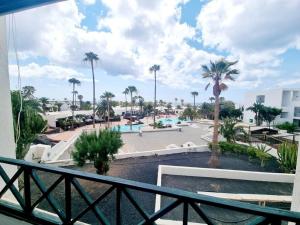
[159,165,294,183]
[155,165,295,224]
[44,145,210,166]
[115,145,209,160]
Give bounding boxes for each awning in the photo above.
[0,0,65,16]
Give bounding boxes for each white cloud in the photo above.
[10,0,219,89]
[82,0,96,6]
[9,63,85,80]
[197,0,300,87]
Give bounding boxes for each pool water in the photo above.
[112,124,143,133]
[158,117,190,125]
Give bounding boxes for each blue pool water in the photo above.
[158,117,190,125]
[112,124,143,133]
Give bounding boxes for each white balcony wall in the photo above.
[0,16,17,198]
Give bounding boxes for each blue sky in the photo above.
[8,0,300,105]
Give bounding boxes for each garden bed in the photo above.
[31,152,289,225]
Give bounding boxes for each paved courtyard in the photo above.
[120,123,210,153]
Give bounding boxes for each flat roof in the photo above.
[0,0,64,16]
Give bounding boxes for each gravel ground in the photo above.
[32,152,288,225]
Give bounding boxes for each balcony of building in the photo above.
[0,157,299,225]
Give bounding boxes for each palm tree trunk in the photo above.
[193,95,195,108]
[153,70,157,129]
[210,94,220,167]
[130,92,133,130]
[125,94,127,113]
[91,60,96,128]
[107,97,110,128]
[72,83,75,129]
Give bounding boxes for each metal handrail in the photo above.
[0,156,299,224]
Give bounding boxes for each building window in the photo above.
[280,112,288,118]
[256,95,265,103]
[294,107,300,117]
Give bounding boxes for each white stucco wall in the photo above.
[0,16,17,198]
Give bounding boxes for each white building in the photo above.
[243,88,300,127]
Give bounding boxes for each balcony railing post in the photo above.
[65,176,72,222]
[116,186,121,225]
[183,202,188,225]
[23,167,31,213]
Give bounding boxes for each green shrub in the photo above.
[219,118,244,143]
[72,129,123,174]
[154,121,164,128]
[219,141,273,167]
[277,142,298,173]
[276,122,297,133]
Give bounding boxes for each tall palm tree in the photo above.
[202,59,239,167]
[68,78,81,126]
[191,91,199,108]
[149,65,160,129]
[209,97,215,104]
[181,99,184,107]
[78,94,83,110]
[101,91,115,128]
[83,52,99,128]
[135,95,144,113]
[127,86,137,114]
[174,97,178,107]
[22,86,36,99]
[123,88,129,113]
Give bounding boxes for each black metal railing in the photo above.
[0,157,300,225]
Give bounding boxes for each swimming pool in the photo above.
[158,117,190,125]
[112,124,143,133]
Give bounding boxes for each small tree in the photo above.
[182,107,199,121]
[220,118,244,143]
[72,129,123,174]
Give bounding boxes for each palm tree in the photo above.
[68,78,81,126]
[191,91,199,108]
[174,97,178,107]
[123,88,129,113]
[101,91,115,128]
[22,86,36,99]
[84,52,99,128]
[78,94,83,110]
[181,99,184,107]
[149,64,160,129]
[73,91,78,109]
[247,102,264,126]
[40,97,49,114]
[134,96,144,113]
[209,97,215,104]
[55,102,63,112]
[202,59,239,166]
[127,86,137,114]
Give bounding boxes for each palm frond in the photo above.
[205,83,210,91]
[219,83,228,91]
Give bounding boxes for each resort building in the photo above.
[243,88,300,127]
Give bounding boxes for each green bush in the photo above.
[276,122,297,133]
[72,129,123,174]
[277,142,298,173]
[154,121,164,128]
[218,141,273,167]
